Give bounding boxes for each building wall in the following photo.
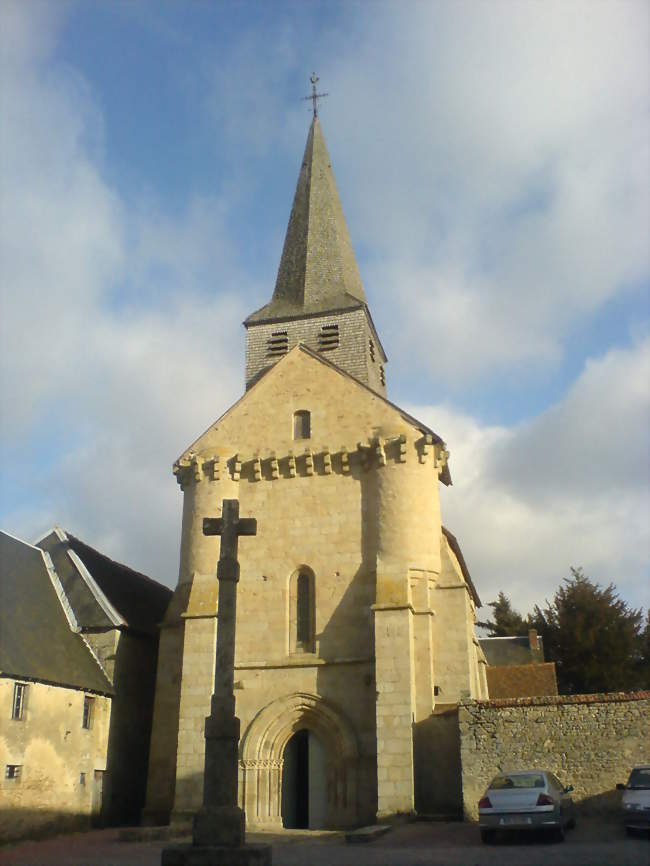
[77,628,162,825]
[146,349,483,827]
[0,678,110,841]
[104,631,160,825]
[458,692,650,820]
[433,538,487,704]
[142,616,185,825]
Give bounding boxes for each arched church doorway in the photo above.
[281,728,328,829]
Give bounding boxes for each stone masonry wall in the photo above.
[0,678,111,841]
[459,691,650,820]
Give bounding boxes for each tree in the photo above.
[530,568,644,694]
[638,610,650,690]
[478,591,529,637]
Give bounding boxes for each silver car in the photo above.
[617,764,650,835]
[478,769,575,843]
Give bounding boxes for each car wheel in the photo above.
[480,828,496,844]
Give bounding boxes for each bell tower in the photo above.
[244,105,387,394]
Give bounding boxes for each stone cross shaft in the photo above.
[191,499,257,849]
[204,501,256,699]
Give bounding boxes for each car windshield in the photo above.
[490,774,545,790]
[627,768,650,790]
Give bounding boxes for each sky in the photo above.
[1,0,648,618]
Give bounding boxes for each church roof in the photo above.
[37,528,172,636]
[442,526,481,607]
[245,117,368,325]
[0,530,112,694]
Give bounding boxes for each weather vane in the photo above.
[302,73,328,118]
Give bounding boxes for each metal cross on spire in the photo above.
[302,73,328,118]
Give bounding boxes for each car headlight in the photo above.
[624,803,639,810]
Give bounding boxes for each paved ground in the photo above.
[1,819,648,866]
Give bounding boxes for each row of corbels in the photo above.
[173,434,448,486]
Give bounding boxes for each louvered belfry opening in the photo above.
[267,330,289,357]
[318,323,339,352]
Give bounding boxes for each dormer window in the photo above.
[267,331,288,357]
[293,410,311,440]
[318,323,339,351]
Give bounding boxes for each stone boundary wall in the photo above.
[458,691,650,820]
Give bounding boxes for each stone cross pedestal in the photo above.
[162,499,271,866]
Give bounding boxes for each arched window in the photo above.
[289,567,315,653]
[293,410,311,440]
[296,574,311,644]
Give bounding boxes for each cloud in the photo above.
[409,337,650,614]
[0,2,252,582]
[1,0,648,609]
[323,0,650,384]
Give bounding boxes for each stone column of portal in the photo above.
[372,438,442,819]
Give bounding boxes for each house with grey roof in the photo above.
[0,528,171,840]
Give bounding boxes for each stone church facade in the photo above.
[144,116,488,831]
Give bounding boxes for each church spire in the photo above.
[244,87,387,394]
[245,113,367,324]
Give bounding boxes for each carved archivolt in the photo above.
[239,759,283,770]
[241,691,358,765]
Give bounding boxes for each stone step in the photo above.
[410,812,462,822]
[345,824,392,844]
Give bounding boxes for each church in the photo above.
[143,107,488,832]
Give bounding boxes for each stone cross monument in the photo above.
[162,499,271,866]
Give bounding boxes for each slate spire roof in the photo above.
[245,116,367,324]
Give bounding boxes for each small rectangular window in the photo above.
[11,683,26,720]
[80,772,86,786]
[82,696,94,730]
[5,765,21,780]
[293,410,311,440]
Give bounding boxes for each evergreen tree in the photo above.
[530,568,643,694]
[638,610,650,690]
[478,591,528,637]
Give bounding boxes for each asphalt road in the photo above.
[1,819,648,866]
